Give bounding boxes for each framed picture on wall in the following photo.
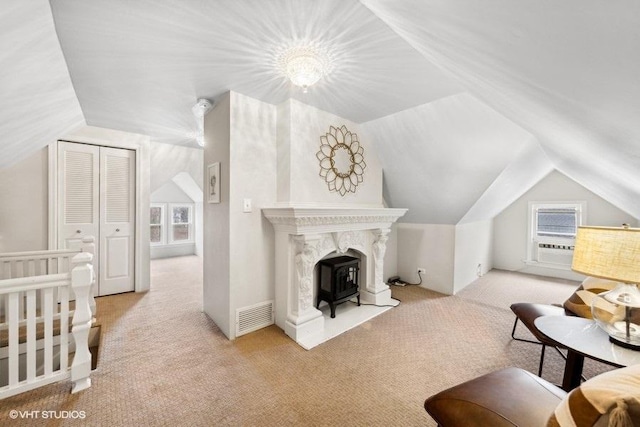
[207,162,220,203]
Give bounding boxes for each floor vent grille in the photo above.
[236,300,274,337]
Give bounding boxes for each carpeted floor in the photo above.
[0,257,613,426]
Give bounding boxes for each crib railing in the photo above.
[0,238,96,398]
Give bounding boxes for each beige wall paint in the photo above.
[0,147,48,252]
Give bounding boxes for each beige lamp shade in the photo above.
[572,226,640,284]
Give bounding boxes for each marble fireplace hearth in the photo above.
[263,207,407,349]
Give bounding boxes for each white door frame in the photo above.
[48,129,150,293]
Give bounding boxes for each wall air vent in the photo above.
[235,300,274,337]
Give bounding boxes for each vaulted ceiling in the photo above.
[2,0,639,224]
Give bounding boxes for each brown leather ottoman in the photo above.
[424,367,566,427]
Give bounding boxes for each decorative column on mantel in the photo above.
[263,207,407,347]
[372,228,390,291]
[290,234,324,336]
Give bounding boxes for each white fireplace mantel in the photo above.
[263,207,407,349]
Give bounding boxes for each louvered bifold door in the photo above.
[99,146,135,296]
[58,142,100,285]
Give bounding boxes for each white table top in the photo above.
[535,315,640,367]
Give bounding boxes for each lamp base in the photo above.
[609,335,640,351]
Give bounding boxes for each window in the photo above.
[535,207,580,240]
[527,202,586,267]
[150,204,165,245]
[149,203,194,246]
[170,204,193,243]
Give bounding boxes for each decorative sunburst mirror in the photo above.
[316,125,366,196]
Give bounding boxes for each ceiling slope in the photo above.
[362,0,640,219]
[49,0,463,146]
[0,0,85,168]
[362,93,534,224]
[459,141,554,224]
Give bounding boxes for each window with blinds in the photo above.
[527,202,586,267]
[536,207,578,239]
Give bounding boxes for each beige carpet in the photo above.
[0,258,613,426]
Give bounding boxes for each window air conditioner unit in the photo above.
[536,243,574,266]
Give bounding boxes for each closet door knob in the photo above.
[116,228,120,232]
[76,230,81,234]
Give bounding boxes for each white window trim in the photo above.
[525,201,587,269]
[169,203,194,245]
[150,203,166,246]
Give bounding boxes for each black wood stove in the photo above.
[316,255,360,318]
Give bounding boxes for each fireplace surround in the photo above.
[263,207,407,349]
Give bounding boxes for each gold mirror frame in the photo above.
[316,125,366,196]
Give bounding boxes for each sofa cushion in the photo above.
[548,364,640,427]
[563,277,620,319]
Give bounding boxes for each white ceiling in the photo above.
[49,0,463,142]
[362,0,640,220]
[1,0,639,224]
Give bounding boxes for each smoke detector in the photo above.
[192,98,213,118]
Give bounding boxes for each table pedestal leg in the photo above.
[562,350,584,391]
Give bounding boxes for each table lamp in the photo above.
[571,225,640,350]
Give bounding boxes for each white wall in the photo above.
[203,93,231,336]
[150,142,203,193]
[278,99,384,207]
[202,92,390,339]
[0,147,48,252]
[229,92,278,324]
[396,223,455,295]
[453,220,493,293]
[151,181,194,204]
[494,170,638,280]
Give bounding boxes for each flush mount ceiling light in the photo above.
[277,45,333,93]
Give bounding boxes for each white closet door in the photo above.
[57,142,100,284]
[99,146,135,295]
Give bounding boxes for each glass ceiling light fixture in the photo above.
[572,224,640,350]
[192,98,213,147]
[276,44,333,93]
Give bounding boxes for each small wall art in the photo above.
[207,162,220,203]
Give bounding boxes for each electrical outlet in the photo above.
[417,268,426,275]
